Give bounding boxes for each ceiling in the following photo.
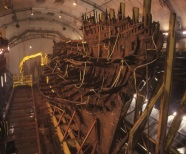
[0,0,186,40]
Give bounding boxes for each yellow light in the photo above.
[46,76,49,84]
[1,76,3,87]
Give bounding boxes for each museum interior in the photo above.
[0,0,186,154]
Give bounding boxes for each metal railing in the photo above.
[13,75,33,87]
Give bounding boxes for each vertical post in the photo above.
[165,91,186,152]
[134,95,143,122]
[101,12,105,23]
[133,7,139,24]
[120,2,125,20]
[155,13,176,154]
[109,8,115,20]
[143,0,152,27]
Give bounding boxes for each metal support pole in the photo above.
[57,111,65,126]
[143,0,152,27]
[127,84,164,154]
[77,119,97,154]
[61,111,76,143]
[155,13,176,154]
[165,91,186,152]
[134,95,143,122]
[47,102,71,154]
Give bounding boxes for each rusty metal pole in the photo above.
[165,91,186,152]
[61,111,76,143]
[155,13,176,154]
[76,119,97,154]
[57,111,65,126]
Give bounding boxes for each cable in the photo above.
[108,31,120,60]
[111,60,123,87]
[75,62,86,88]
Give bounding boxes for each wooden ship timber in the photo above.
[39,2,164,154]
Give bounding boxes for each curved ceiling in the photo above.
[0,0,186,40]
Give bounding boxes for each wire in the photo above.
[108,31,120,60]
[111,60,123,87]
[62,64,68,78]
[75,62,86,88]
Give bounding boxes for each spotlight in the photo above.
[173,112,177,116]
[73,2,77,6]
[183,31,186,34]
[183,116,186,121]
[133,93,137,98]
[29,46,32,49]
[163,32,168,36]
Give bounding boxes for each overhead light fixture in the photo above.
[73,1,77,6]
[29,46,32,49]
[183,31,186,34]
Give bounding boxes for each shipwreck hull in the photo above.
[39,2,164,154]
